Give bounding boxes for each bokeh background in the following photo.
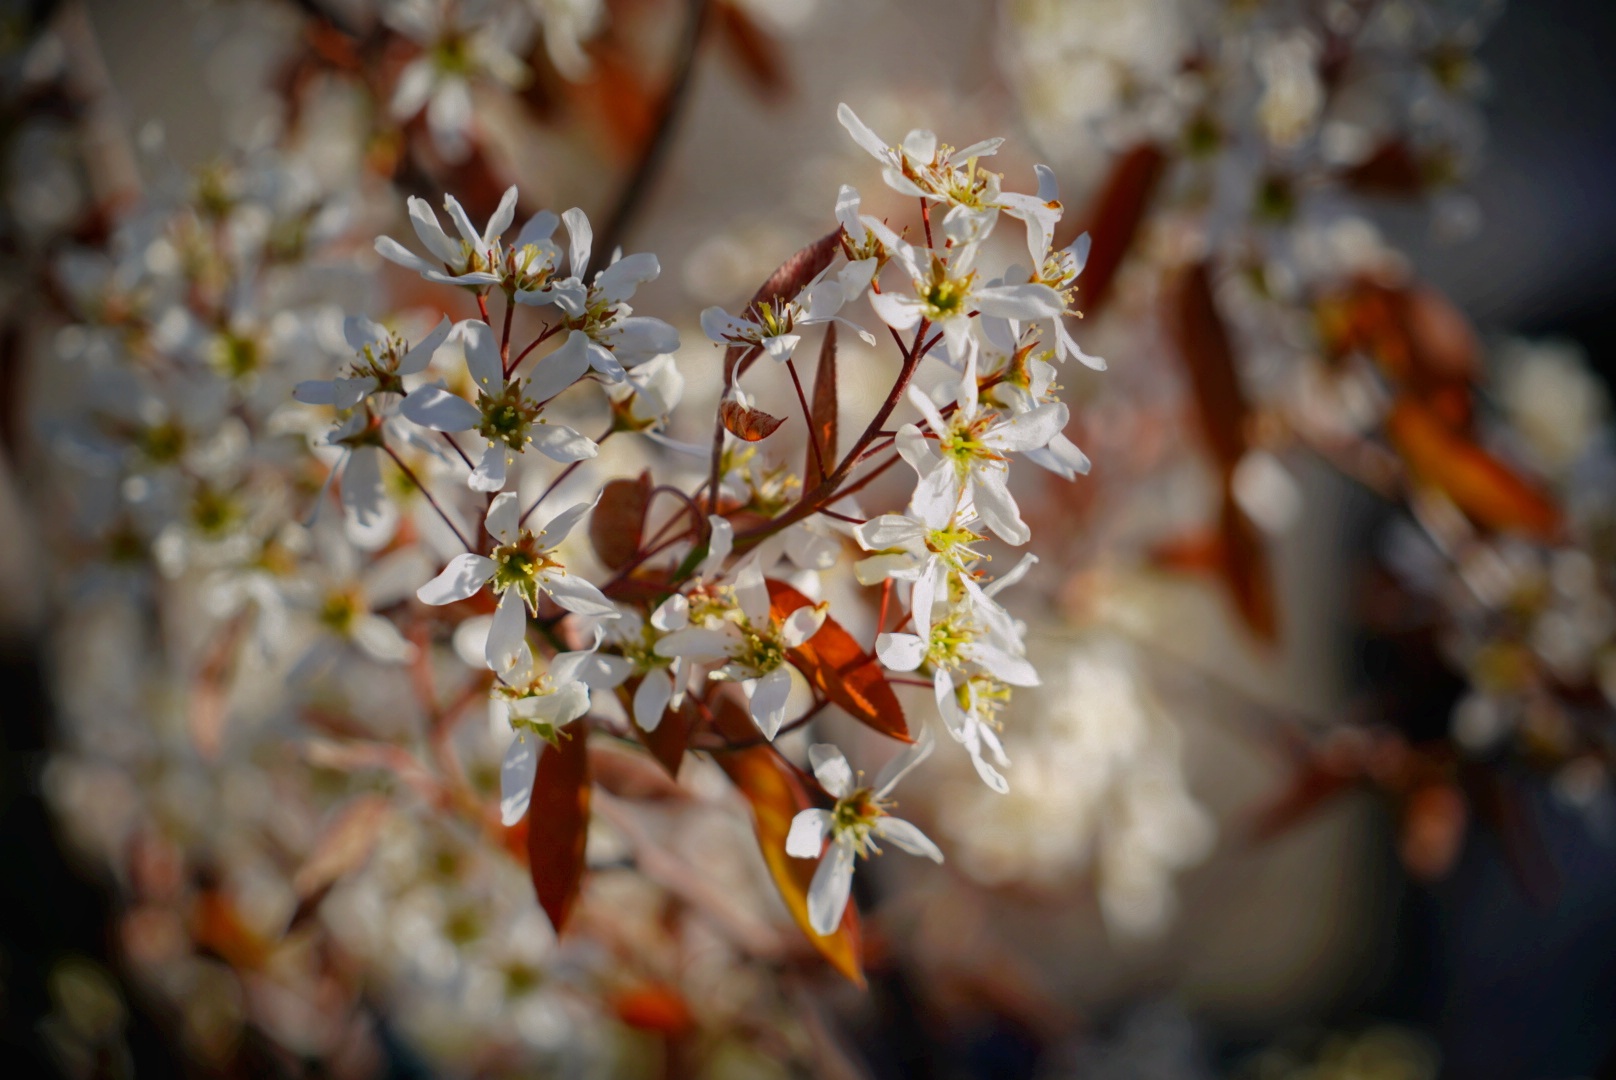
[3,0,1616,1077]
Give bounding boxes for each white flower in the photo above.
[786,730,942,936]
[293,315,452,411]
[654,552,826,740]
[416,491,615,673]
[376,187,517,288]
[895,348,1067,545]
[700,259,877,363]
[519,207,678,379]
[837,104,1006,209]
[583,594,697,732]
[864,218,1063,361]
[387,0,528,163]
[497,647,601,826]
[400,319,598,491]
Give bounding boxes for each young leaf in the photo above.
[1387,397,1562,541]
[527,721,591,933]
[590,471,652,571]
[807,323,839,490]
[636,693,697,780]
[765,578,911,741]
[1165,260,1248,473]
[714,717,865,986]
[720,399,786,442]
[292,794,392,901]
[1060,143,1166,316]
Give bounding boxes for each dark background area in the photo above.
[3,0,1616,1076]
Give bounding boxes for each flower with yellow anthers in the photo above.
[417,491,616,674]
[786,730,942,936]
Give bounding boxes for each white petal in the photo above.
[485,491,521,544]
[399,316,454,375]
[500,735,540,825]
[417,553,495,605]
[984,403,1067,453]
[341,446,398,551]
[543,573,617,617]
[349,613,415,664]
[969,467,1029,545]
[562,207,592,278]
[632,669,672,731]
[974,282,1065,321]
[406,196,461,264]
[786,808,834,858]
[873,817,943,862]
[837,102,891,161]
[486,589,530,673]
[538,492,599,545]
[483,185,518,247]
[808,743,853,798]
[748,667,792,739]
[528,329,593,402]
[875,632,925,672]
[469,443,509,492]
[650,594,688,631]
[528,423,598,463]
[455,319,503,389]
[654,627,733,662]
[807,840,856,937]
[699,516,733,576]
[781,604,827,648]
[401,384,480,431]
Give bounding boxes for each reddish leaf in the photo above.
[715,713,864,986]
[193,890,272,971]
[1165,260,1248,473]
[1387,397,1562,541]
[712,0,790,103]
[527,722,591,932]
[1219,490,1280,643]
[1058,144,1166,316]
[1398,783,1468,881]
[806,323,838,490]
[591,471,652,570]
[720,399,785,442]
[636,693,697,780]
[1343,140,1426,196]
[612,983,696,1035]
[766,579,911,742]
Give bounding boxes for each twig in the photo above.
[383,443,473,550]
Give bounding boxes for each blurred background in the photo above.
[2,0,1616,1077]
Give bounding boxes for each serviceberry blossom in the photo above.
[417,491,614,674]
[787,731,942,936]
[700,257,878,362]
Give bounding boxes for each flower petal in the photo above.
[417,552,496,605]
[873,816,944,862]
[500,735,540,825]
[807,839,856,937]
[808,743,854,798]
[786,808,834,859]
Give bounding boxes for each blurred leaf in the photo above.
[193,890,272,971]
[591,471,652,570]
[720,399,785,442]
[1398,782,1468,881]
[573,44,660,159]
[1387,397,1562,540]
[1342,140,1426,196]
[714,706,865,986]
[1060,144,1166,316]
[527,721,591,933]
[636,693,697,780]
[807,323,839,490]
[1219,490,1280,642]
[612,982,696,1035]
[711,1,789,103]
[766,579,911,741]
[589,742,687,801]
[1165,260,1248,473]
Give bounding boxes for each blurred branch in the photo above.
[588,0,712,276]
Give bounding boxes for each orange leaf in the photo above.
[766,579,910,742]
[527,722,591,932]
[612,983,696,1036]
[715,724,864,986]
[806,323,838,491]
[590,471,652,570]
[720,399,785,442]
[1059,144,1166,316]
[1386,397,1562,541]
